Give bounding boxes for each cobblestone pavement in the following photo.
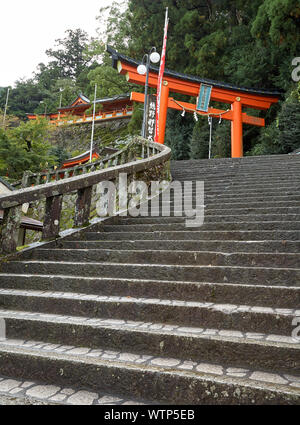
[0,290,299,316]
[0,374,147,405]
[0,308,299,344]
[0,315,299,392]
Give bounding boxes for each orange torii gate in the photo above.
[107,46,281,158]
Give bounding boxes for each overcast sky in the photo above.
[0,0,113,87]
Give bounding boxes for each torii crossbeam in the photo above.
[107,46,281,158]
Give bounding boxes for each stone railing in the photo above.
[18,138,158,189]
[0,137,171,254]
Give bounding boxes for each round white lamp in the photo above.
[137,64,147,75]
[149,51,160,64]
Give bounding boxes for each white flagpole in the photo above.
[2,87,10,128]
[154,7,169,143]
[90,84,97,163]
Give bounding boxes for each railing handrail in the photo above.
[0,138,170,210]
[18,139,137,188]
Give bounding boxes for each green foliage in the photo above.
[48,145,70,166]
[189,120,210,159]
[189,117,231,159]
[128,104,143,135]
[277,98,300,153]
[249,82,300,155]
[0,119,54,179]
[249,121,281,155]
[86,2,135,99]
[213,120,232,158]
[87,65,133,99]
[0,80,45,119]
[45,29,92,80]
[165,110,193,160]
[251,0,300,53]
[71,149,82,158]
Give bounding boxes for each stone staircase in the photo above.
[0,153,299,404]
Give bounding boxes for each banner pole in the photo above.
[154,7,169,143]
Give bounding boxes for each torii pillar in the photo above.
[231,99,243,158]
[158,81,170,145]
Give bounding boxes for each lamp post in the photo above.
[2,87,10,128]
[58,88,64,121]
[40,101,47,117]
[137,48,160,138]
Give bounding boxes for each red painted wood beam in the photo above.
[131,92,265,127]
[120,61,278,110]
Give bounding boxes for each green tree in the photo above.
[45,29,92,80]
[0,80,45,119]
[189,119,210,159]
[87,2,135,98]
[127,103,143,135]
[0,119,54,179]
[165,110,193,160]
[250,83,300,155]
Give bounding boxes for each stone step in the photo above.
[56,239,300,253]
[154,192,300,202]
[131,199,300,209]
[172,165,300,172]
[163,188,300,199]
[171,185,300,195]
[156,192,300,204]
[142,211,300,219]
[0,289,298,335]
[129,204,300,211]
[170,179,300,187]
[201,199,300,209]
[171,162,300,170]
[0,310,299,375]
[159,187,300,197]
[79,230,300,241]
[173,174,300,182]
[117,211,300,222]
[172,169,300,177]
[2,261,298,286]
[173,171,300,177]
[97,221,300,232]
[180,191,300,199]
[171,155,300,165]
[0,342,299,404]
[171,155,300,163]
[0,274,298,308]
[178,156,300,163]
[172,171,300,179]
[27,249,300,269]
[204,193,300,202]
[0,372,146,405]
[175,180,299,187]
[171,169,300,177]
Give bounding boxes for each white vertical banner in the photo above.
[154,7,169,143]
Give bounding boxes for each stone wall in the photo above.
[49,119,131,156]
